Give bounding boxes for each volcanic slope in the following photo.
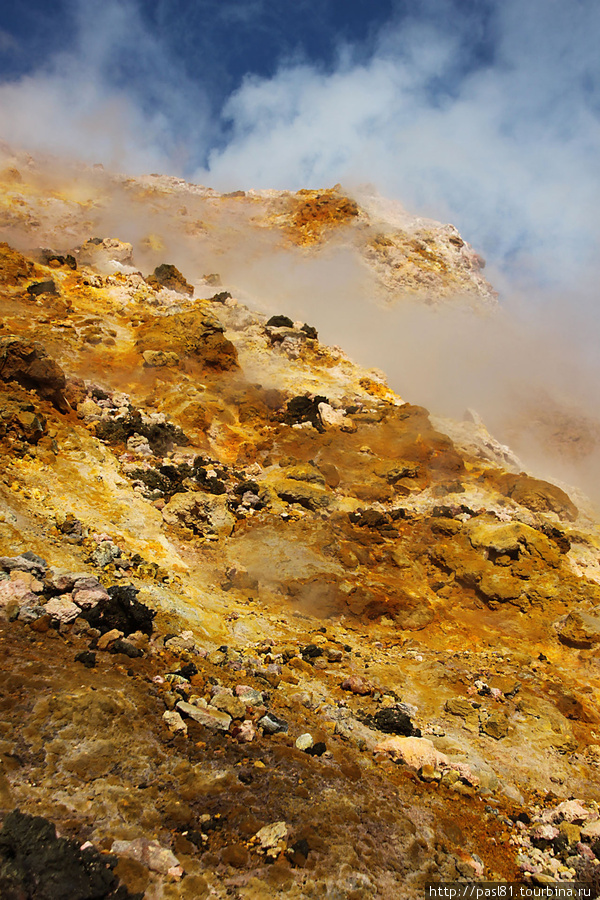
[0,192,600,897]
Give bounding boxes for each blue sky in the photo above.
[0,0,599,291]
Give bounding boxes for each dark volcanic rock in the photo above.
[0,336,68,412]
[95,411,188,454]
[284,394,328,432]
[0,809,139,900]
[362,706,421,737]
[267,315,294,328]
[146,263,193,295]
[26,279,58,297]
[80,584,155,636]
[258,712,289,734]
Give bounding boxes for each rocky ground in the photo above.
[0,154,600,898]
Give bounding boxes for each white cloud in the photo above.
[0,0,213,174]
[197,0,600,290]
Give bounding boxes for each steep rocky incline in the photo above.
[0,221,599,899]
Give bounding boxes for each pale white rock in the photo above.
[531,824,560,841]
[176,700,231,731]
[318,402,348,428]
[550,800,590,824]
[581,819,600,840]
[164,631,196,653]
[295,733,314,751]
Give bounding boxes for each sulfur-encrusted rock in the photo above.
[210,692,246,719]
[374,736,449,770]
[501,474,578,521]
[142,349,180,368]
[558,610,600,648]
[479,710,509,740]
[162,491,235,537]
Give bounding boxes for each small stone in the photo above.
[576,842,596,859]
[253,821,288,857]
[142,350,180,368]
[341,675,373,696]
[235,685,264,706]
[559,822,581,846]
[0,580,37,606]
[163,710,188,735]
[164,631,195,653]
[0,555,45,574]
[109,638,143,658]
[74,650,96,668]
[72,588,109,608]
[97,628,124,650]
[73,575,103,591]
[552,800,590,824]
[295,733,314,751]
[44,595,81,624]
[210,693,246,719]
[531,824,560,842]
[176,701,232,731]
[91,542,121,567]
[232,720,255,742]
[17,605,46,623]
[479,710,509,740]
[419,764,441,782]
[258,712,289,734]
[581,820,600,841]
[111,838,180,875]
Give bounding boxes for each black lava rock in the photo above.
[0,809,140,900]
[175,663,198,680]
[366,706,421,737]
[95,411,188,454]
[266,315,294,328]
[284,394,328,432]
[109,639,143,658]
[300,644,323,661]
[306,741,327,757]
[26,280,58,297]
[79,584,155,636]
[74,650,96,669]
[301,323,318,339]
